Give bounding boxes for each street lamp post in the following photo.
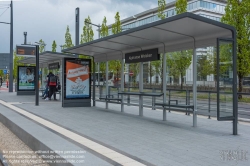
[60,45,64,51]
[9,0,13,92]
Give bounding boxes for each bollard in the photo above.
[152,88,156,110]
[208,91,211,119]
[168,89,171,112]
[127,86,130,105]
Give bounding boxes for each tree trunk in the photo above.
[238,75,243,99]
[150,65,152,88]
[180,73,183,90]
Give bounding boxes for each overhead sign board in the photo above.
[16,45,36,57]
[125,48,159,63]
[48,62,60,70]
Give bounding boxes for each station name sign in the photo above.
[49,62,60,70]
[125,48,159,63]
[16,45,36,57]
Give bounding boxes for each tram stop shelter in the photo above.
[66,12,237,135]
[18,51,77,99]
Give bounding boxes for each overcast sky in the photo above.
[0,0,173,53]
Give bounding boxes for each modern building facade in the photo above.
[107,0,228,85]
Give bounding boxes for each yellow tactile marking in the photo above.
[0,100,146,166]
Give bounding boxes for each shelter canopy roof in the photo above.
[18,51,76,67]
[63,12,235,62]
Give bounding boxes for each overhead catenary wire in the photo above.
[0,7,9,18]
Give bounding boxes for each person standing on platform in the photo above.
[0,76,2,87]
[45,72,57,101]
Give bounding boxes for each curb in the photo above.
[239,118,250,123]
[0,112,72,166]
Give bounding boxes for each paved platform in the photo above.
[0,92,249,166]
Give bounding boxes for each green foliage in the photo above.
[129,63,139,84]
[99,62,106,75]
[109,60,122,80]
[13,51,24,80]
[52,40,57,52]
[112,12,122,34]
[175,0,187,14]
[38,39,45,53]
[158,0,166,19]
[197,55,213,81]
[151,54,163,82]
[166,50,192,89]
[148,62,156,86]
[100,16,108,38]
[221,0,250,96]
[0,70,3,77]
[81,16,94,44]
[64,25,74,49]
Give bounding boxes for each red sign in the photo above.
[129,72,134,76]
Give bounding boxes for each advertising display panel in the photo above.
[17,66,35,91]
[64,58,91,99]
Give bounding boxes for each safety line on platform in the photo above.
[0,100,148,166]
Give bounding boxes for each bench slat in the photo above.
[99,98,122,101]
[155,103,194,109]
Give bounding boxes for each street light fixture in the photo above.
[84,20,101,39]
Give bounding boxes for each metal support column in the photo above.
[35,45,39,106]
[193,48,197,127]
[163,52,167,121]
[105,61,108,109]
[139,62,143,116]
[93,59,96,106]
[233,32,238,135]
[98,63,100,86]
[121,58,124,112]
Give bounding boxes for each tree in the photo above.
[38,39,45,53]
[158,0,166,19]
[112,12,122,34]
[109,12,122,82]
[221,0,250,99]
[64,25,74,49]
[148,62,156,87]
[175,0,187,14]
[13,51,24,80]
[100,16,108,38]
[197,55,213,85]
[52,40,57,52]
[166,50,192,89]
[129,63,139,85]
[151,55,163,85]
[81,16,94,44]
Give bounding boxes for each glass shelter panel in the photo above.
[217,40,234,120]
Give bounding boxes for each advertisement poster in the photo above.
[18,66,35,91]
[65,59,90,99]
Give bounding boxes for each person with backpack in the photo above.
[45,72,57,101]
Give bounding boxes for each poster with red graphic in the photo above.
[65,59,91,99]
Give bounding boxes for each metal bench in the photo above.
[99,95,122,103]
[155,102,194,113]
[155,102,194,121]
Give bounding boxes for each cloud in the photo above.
[0,0,165,54]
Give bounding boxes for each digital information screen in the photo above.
[17,66,35,91]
